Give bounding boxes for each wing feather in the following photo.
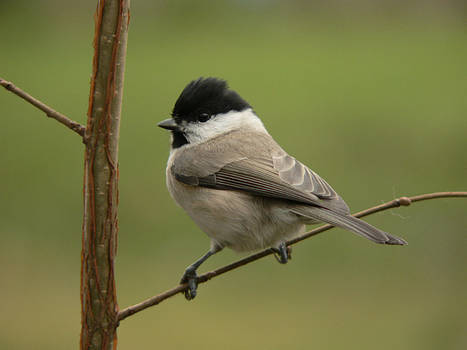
[273,154,339,200]
[172,130,350,214]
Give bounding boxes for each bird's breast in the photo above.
[166,162,304,251]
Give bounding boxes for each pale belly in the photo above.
[167,172,305,252]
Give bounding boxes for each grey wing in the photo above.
[272,153,350,214]
[171,132,349,213]
[187,158,324,207]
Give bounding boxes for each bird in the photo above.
[158,77,407,300]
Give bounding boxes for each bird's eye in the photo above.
[198,113,211,123]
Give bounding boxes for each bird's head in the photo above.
[158,77,265,149]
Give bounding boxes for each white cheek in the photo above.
[184,108,267,144]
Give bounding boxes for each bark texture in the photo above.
[80,1,130,349]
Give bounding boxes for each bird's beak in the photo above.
[158,118,179,131]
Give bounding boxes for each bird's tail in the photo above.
[291,207,407,245]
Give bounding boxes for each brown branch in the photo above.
[118,191,467,322]
[0,77,86,137]
[80,1,130,349]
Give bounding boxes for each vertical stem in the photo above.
[81,1,130,349]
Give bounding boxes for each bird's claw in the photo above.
[272,242,292,264]
[180,267,198,300]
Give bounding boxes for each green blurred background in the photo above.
[1,0,466,349]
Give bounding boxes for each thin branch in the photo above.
[0,77,85,137]
[118,191,467,322]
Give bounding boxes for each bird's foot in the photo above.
[180,266,198,300]
[272,242,292,264]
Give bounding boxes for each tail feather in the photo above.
[292,207,407,246]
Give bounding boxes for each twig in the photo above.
[118,191,467,322]
[0,77,85,137]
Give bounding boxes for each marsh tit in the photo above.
[158,77,407,300]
